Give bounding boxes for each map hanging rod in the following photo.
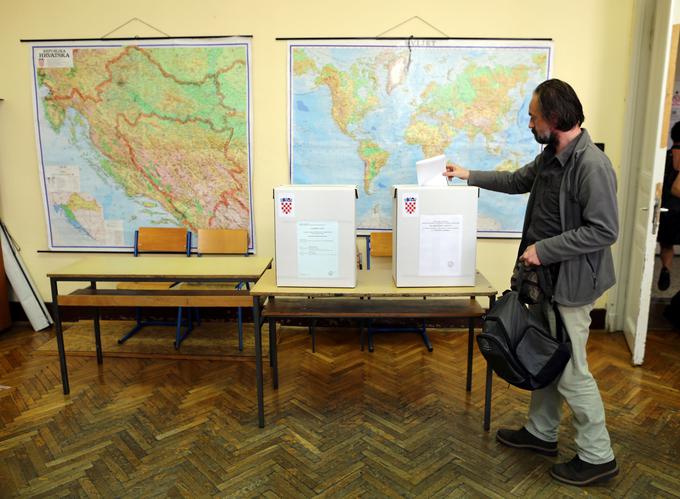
[20,35,253,43]
[275,36,551,41]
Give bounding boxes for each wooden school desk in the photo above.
[250,268,498,429]
[48,255,272,399]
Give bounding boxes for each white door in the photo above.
[608,0,674,364]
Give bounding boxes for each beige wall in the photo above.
[0,0,634,301]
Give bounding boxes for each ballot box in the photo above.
[392,185,478,287]
[274,185,358,287]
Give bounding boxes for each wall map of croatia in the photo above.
[31,38,254,251]
[289,39,552,236]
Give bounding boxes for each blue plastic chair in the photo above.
[178,228,250,351]
[117,227,194,348]
[363,231,432,352]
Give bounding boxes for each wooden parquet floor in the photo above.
[34,320,269,360]
[1,322,679,498]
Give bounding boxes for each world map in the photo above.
[31,39,254,251]
[289,40,552,236]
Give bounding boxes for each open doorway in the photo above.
[607,0,676,365]
[649,43,680,331]
[650,253,680,330]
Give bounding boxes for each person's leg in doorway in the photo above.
[659,243,674,291]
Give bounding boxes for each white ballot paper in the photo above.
[297,221,339,278]
[416,154,448,186]
[418,214,463,276]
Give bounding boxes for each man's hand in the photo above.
[444,163,470,181]
[519,243,542,266]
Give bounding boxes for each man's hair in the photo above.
[671,121,680,142]
[534,79,585,131]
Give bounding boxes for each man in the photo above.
[445,79,619,486]
[657,121,680,291]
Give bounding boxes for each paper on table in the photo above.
[416,154,449,186]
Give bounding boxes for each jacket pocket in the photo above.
[585,252,600,289]
[559,251,603,304]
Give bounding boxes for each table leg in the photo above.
[50,278,69,394]
[466,317,474,392]
[91,281,103,365]
[269,318,278,389]
[483,294,496,431]
[253,296,265,428]
[94,307,103,365]
[484,363,493,431]
[365,236,370,270]
[310,319,316,353]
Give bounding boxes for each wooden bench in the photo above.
[263,297,483,318]
[58,288,253,308]
[261,296,485,392]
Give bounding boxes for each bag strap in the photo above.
[535,266,554,301]
[553,302,568,343]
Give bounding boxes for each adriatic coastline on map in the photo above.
[31,39,253,250]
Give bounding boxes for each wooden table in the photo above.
[48,255,272,400]
[250,268,498,429]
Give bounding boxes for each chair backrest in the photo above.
[197,228,248,255]
[369,231,392,257]
[134,227,190,256]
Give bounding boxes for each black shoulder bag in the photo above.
[476,264,571,390]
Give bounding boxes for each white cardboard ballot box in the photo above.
[392,185,478,287]
[274,185,357,287]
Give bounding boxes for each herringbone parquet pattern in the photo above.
[1,322,680,497]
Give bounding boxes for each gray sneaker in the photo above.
[496,427,558,456]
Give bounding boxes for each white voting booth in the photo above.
[274,185,357,287]
[392,185,478,287]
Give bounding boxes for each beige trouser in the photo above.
[524,301,615,464]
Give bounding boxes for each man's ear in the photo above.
[545,111,559,129]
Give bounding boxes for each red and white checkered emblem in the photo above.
[279,195,294,217]
[404,196,417,215]
[281,197,292,214]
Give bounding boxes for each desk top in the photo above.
[251,268,497,298]
[48,255,273,281]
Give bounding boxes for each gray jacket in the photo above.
[468,129,618,306]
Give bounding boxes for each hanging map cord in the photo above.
[20,18,251,42]
[276,12,548,42]
[100,17,171,39]
[374,16,450,72]
[375,15,449,38]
